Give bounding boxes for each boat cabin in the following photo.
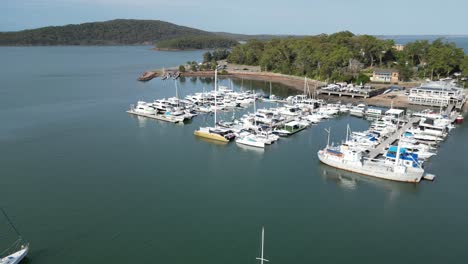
[385,108,405,120]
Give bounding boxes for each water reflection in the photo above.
[317,163,419,198]
[135,115,147,128]
[194,137,229,146]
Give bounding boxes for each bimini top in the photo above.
[388,145,407,153]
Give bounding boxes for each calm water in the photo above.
[1,46,468,264]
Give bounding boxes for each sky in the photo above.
[2,0,467,35]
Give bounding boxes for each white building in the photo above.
[408,81,466,108]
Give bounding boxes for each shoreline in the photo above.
[144,68,466,112]
[179,70,423,109]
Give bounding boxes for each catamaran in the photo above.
[194,69,236,142]
[0,209,29,264]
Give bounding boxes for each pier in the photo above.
[318,90,370,98]
[366,117,421,159]
[317,87,386,98]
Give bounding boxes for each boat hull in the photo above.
[236,138,265,148]
[194,130,229,142]
[1,246,28,264]
[349,111,364,117]
[317,151,423,183]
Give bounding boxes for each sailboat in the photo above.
[236,95,267,148]
[0,209,28,264]
[194,69,236,142]
[256,227,269,264]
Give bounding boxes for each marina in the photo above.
[2,45,468,264]
[126,70,464,183]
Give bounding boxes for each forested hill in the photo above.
[0,19,222,45]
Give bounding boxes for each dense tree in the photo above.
[404,40,430,66]
[228,33,465,82]
[426,39,464,79]
[0,19,224,45]
[203,52,213,63]
[461,55,468,76]
[156,36,237,50]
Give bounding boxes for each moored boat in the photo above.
[0,209,29,264]
[194,69,236,143]
[317,128,428,183]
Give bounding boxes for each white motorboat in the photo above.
[236,131,266,148]
[133,101,158,115]
[349,104,366,117]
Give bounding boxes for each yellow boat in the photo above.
[194,69,235,144]
[194,127,233,142]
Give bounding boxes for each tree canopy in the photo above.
[0,19,222,45]
[227,32,466,82]
[155,36,238,50]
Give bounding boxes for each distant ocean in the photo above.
[380,35,468,53]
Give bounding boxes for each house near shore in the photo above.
[370,68,399,84]
[393,44,405,51]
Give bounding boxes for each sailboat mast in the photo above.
[304,76,307,96]
[346,124,349,142]
[270,81,272,97]
[260,227,265,264]
[324,127,331,148]
[0,208,21,237]
[394,135,402,169]
[256,227,269,264]
[254,95,257,126]
[214,69,217,126]
[175,80,179,107]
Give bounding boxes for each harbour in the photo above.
[127,68,463,184]
[1,46,468,264]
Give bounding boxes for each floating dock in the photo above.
[126,110,182,123]
[317,88,386,98]
[366,117,421,159]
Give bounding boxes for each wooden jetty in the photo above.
[366,117,421,159]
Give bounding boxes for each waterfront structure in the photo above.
[370,69,399,83]
[317,128,427,183]
[385,108,405,120]
[408,81,466,108]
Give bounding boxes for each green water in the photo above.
[1,46,467,264]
